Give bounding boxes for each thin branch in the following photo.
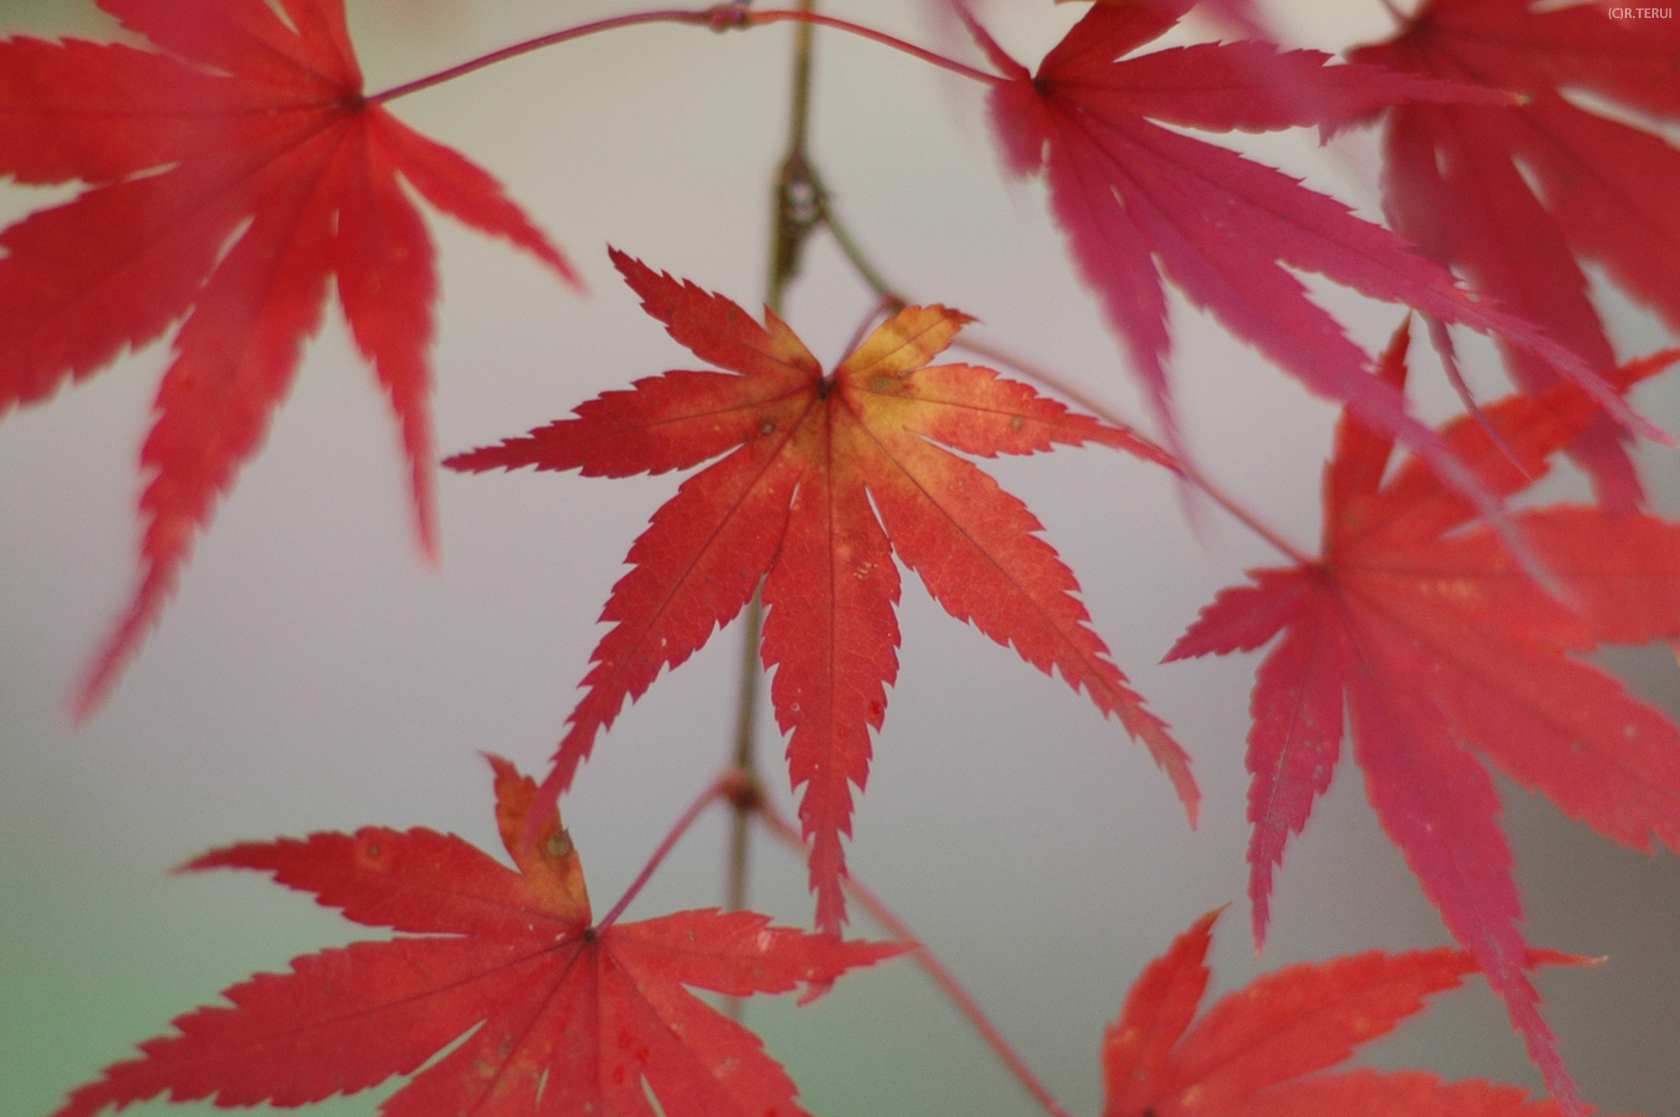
[723,0,822,1019]
[725,588,766,919]
[818,185,906,308]
[816,191,1313,565]
[755,799,1077,1117]
[953,335,1315,566]
[1377,0,1413,26]
[598,770,747,931]
[368,10,716,103]
[367,5,997,106]
[765,4,822,303]
[745,10,1002,86]
[840,294,902,357]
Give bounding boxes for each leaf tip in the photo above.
[488,753,591,922]
[414,507,441,568]
[606,243,654,291]
[796,977,835,1006]
[68,572,177,727]
[1528,947,1606,969]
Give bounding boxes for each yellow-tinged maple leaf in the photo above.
[54,756,902,1117]
[448,248,1195,933]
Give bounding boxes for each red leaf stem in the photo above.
[755,796,1076,1117]
[597,768,747,930]
[369,6,1000,107]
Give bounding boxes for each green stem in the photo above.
[724,0,821,1021]
[819,185,904,310]
[725,591,765,922]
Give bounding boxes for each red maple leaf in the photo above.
[446,248,1196,933]
[52,755,903,1117]
[1349,0,1680,510]
[0,0,577,715]
[1102,908,1597,1117]
[1166,320,1680,1114]
[959,1,1646,507]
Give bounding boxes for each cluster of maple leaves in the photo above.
[4,0,1679,1114]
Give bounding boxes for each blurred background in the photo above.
[3,2,1679,1115]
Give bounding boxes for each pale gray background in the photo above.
[4,2,1679,1115]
